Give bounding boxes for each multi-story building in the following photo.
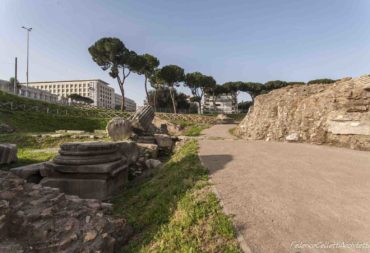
[114,93,137,112]
[19,79,137,110]
[25,79,115,109]
[202,93,238,114]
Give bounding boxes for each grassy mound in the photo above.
[113,140,241,253]
[0,91,111,132]
[0,110,108,133]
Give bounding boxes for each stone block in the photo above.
[129,105,155,132]
[106,117,132,141]
[145,159,163,170]
[40,141,129,200]
[40,167,127,200]
[154,134,174,150]
[0,144,17,164]
[137,143,158,158]
[10,162,45,183]
[137,135,156,144]
[66,130,85,134]
[116,141,138,165]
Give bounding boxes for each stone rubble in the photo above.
[0,143,18,164]
[236,75,370,150]
[0,171,132,253]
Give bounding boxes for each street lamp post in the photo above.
[21,26,32,97]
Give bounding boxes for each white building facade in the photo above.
[114,93,137,112]
[25,79,135,110]
[26,79,114,109]
[202,93,238,114]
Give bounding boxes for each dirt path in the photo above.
[199,124,370,253]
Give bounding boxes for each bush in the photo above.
[307,79,335,85]
[288,82,305,85]
[264,80,289,91]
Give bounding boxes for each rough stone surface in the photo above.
[116,141,138,166]
[152,116,182,135]
[10,162,45,183]
[236,75,370,150]
[137,143,158,159]
[154,134,174,151]
[0,144,18,164]
[285,132,299,142]
[0,171,132,253]
[40,142,128,200]
[129,105,155,132]
[106,117,132,141]
[145,159,163,170]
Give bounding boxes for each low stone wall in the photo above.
[236,75,370,150]
[0,171,132,253]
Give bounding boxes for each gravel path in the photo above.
[199,124,370,253]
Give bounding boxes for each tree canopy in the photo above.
[147,87,196,113]
[157,65,185,114]
[137,54,160,104]
[185,72,216,113]
[88,37,145,111]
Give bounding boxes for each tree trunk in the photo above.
[153,88,157,111]
[144,76,150,106]
[212,91,217,113]
[198,91,203,114]
[169,86,177,114]
[117,82,125,111]
[121,89,125,111]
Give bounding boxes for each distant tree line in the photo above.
[88,37,336,113]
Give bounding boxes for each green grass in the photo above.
[226,114,246,122]
[113,140,241,253]
[0,110,109,133]
[0,90,116,132]
[183,124,209,136]
[228,127,240,138]
[0,133,110,171]
[0,148,57,171]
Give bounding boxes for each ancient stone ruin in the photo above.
[0,171,132,252]
[10,105,177,201]
[236,74,370,150]
[39,142,130,200]
[106,105,177,156]
[130,105,156,133]
[106,117,132,141]
[0,144,17,165]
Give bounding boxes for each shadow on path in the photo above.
[199,154,233,174]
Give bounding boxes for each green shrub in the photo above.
[307,79,335,85]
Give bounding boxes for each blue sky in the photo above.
[1,0,370,105]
